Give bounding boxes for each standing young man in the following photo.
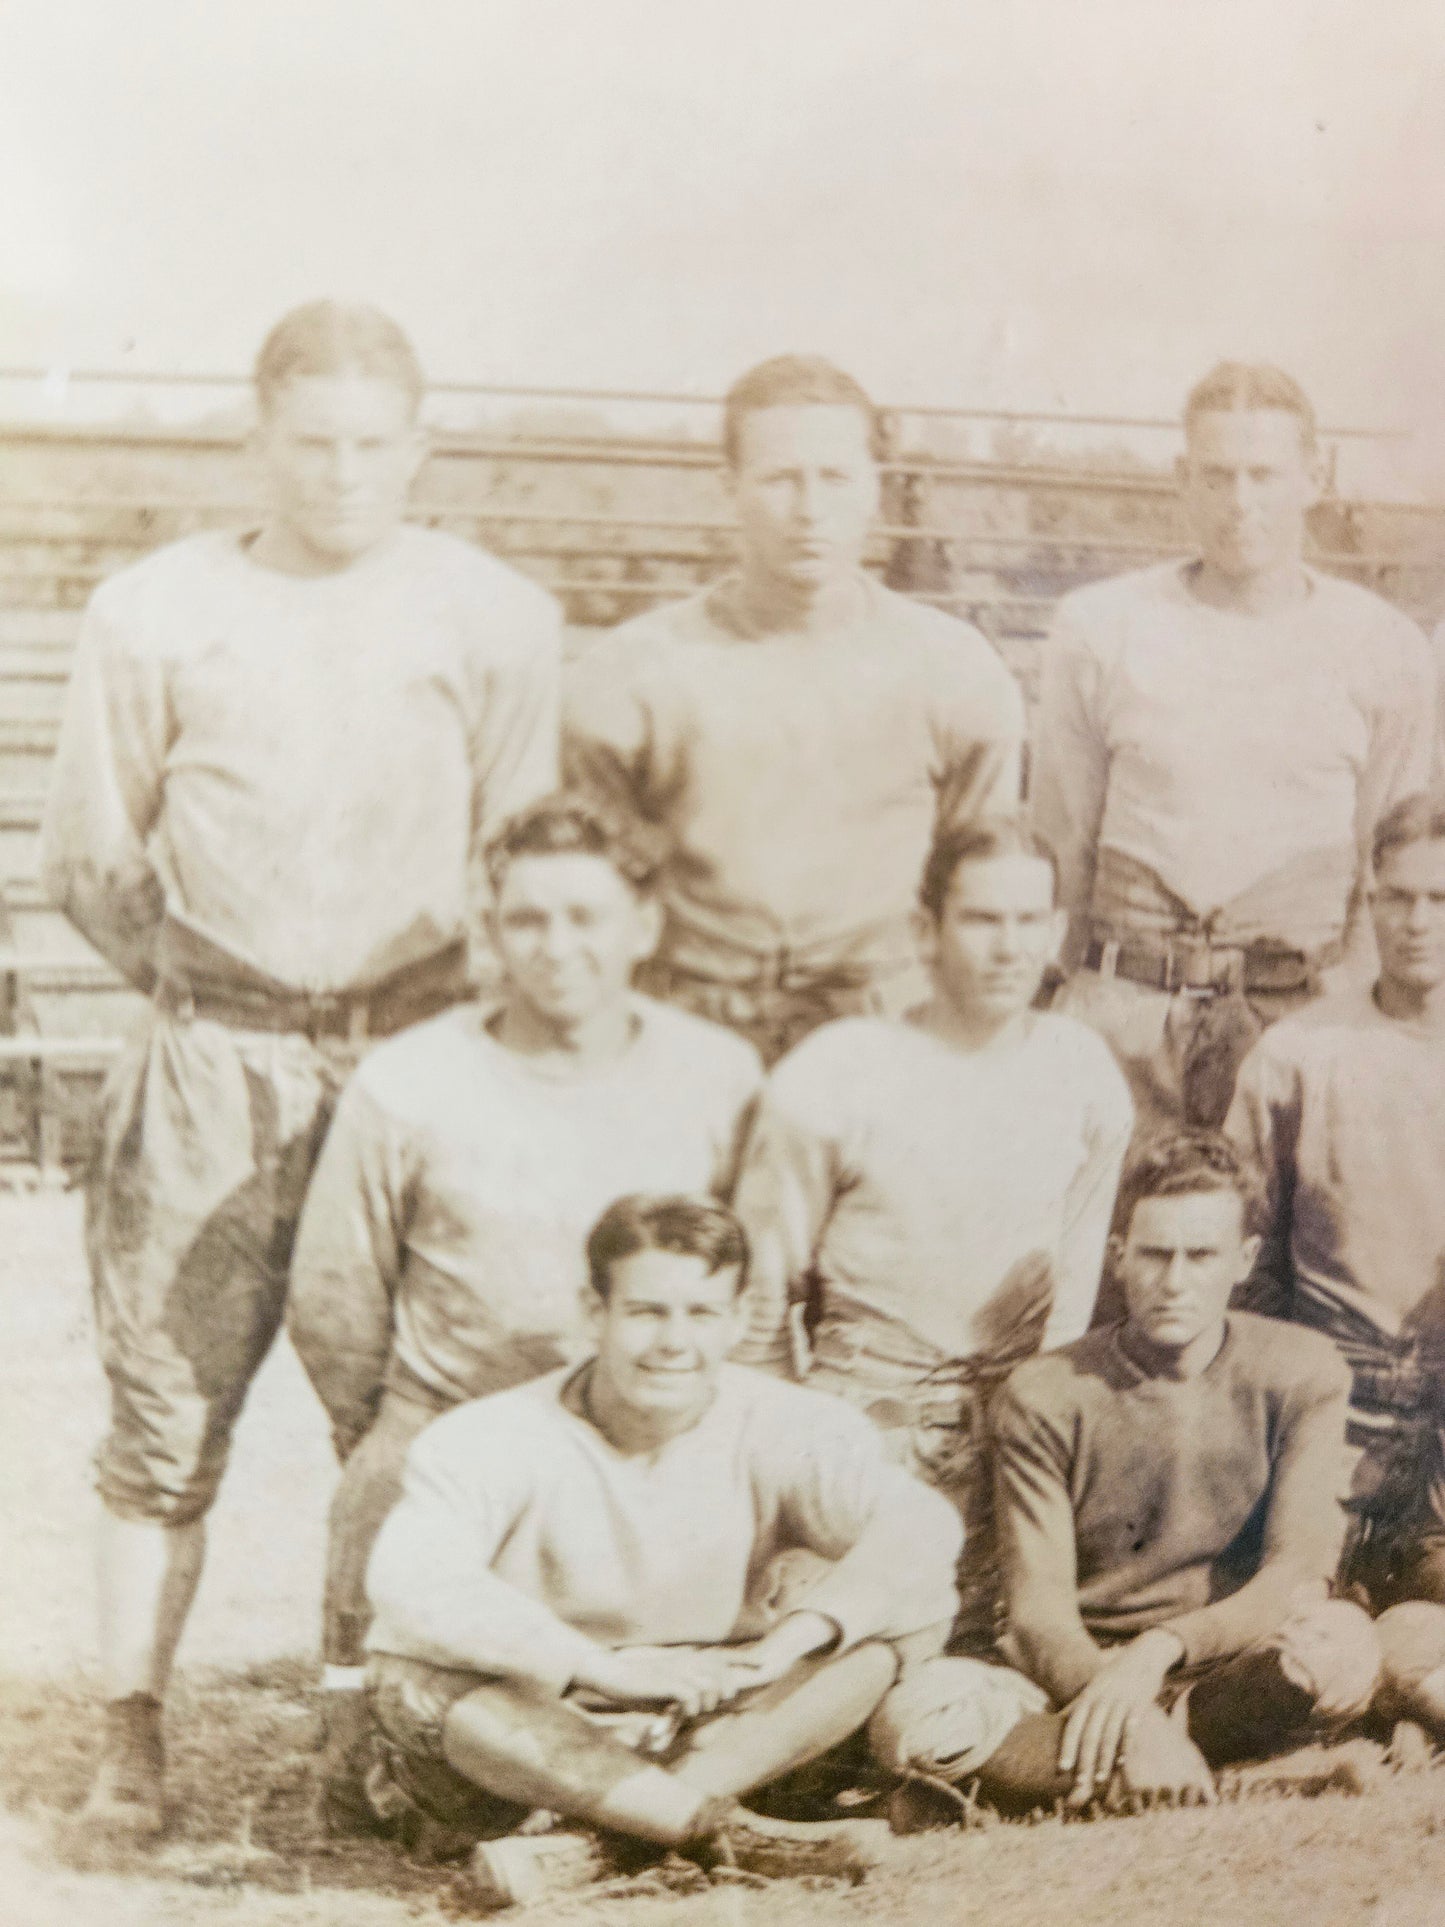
[1227,786,1445,1609]
[1032,362,1434,1131]
[565,355,1025,1064]
[872,1135,1379,1818]
[287,796,762,1821]
[41,301,561,1836]
[732,820,1132,1642]
[364,1194,962,1905]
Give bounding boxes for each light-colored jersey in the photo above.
[1032,561,1433,953]
[366,1361,963,1691]
[733,1011,1133,1371]
[42,527,561,993]
[564,574,1024,982]
[287,994,763,1447]
[1226,987,1445,1347]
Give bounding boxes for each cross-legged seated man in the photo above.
[871,1135,1380,1818]
[363,1195,962,1900]
[287,797,763,1822]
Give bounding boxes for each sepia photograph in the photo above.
[2,2,1445,1921]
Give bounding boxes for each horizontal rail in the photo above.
[0,367,1402,440]
[0,502,1423,570]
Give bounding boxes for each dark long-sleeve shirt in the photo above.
[992,1312,1350,1703]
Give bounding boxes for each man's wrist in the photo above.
[1131,1627,1187,1675]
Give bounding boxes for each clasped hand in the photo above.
[570,1610,836,1721]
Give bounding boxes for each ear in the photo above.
[1302,442,1326,508]
[403,419,431,490]
[582,1284,606,1340]
[1236,1232,1262,1285]
[632,894,664,966]
[1174,450,1191,493]
[912,906,939,972]
[1046,906,1068,965]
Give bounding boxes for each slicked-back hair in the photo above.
[586,1194,750,1302]
[484,792,663,899]
[254,300,424,417]
[1183,360,1316,453]
[1372,786,1445,873]
[1113,1132,1262,1241]
[918,817,1060,922]
[722,354,885,467]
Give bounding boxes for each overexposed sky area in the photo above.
[0,0,1443,464]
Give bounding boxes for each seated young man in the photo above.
[364,1194,962,1901]
[871,1135,1380,1817]
[732,818,1133,1642]
[286,797,763,1823]
[1226,786,1445,1611]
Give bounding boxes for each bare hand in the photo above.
[717,1612,838,1692]
[570,1646,752,1720]
[1059,1629,1184,1805]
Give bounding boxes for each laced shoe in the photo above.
[467,1829,622,1909]
[701,1806,883,1885]
[82,1694,166,1840]
[318,1690,395,1839]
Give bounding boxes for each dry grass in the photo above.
[4,1189,1445,1927]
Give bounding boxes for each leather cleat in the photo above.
[82,1694,166,1841]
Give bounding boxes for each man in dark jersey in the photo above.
[870,1134,1381,1815]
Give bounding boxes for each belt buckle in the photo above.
[1170,934,1211,993]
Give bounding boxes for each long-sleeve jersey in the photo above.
[366,1361,963,1692]
[733,1012,1133,1373]
[1031,561,1433,957]
[992,1314,1351,1702]
[42,527,561,994]
[1225,987,1445,1368]
[288,995,763,1450]
[563,574,1024,985]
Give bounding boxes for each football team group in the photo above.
[37,298,1445,1905]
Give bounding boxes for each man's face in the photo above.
[1115,1190,1259,1355]
[917,852,1064,1025]
[491,852,660,1029]
[728,403,880,594]
[590,1249,744,1423]
[1371,840,1445,997]
[1180,407,1319,584]
[253,373,425,568]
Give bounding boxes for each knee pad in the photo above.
[867,1655,1048,1783]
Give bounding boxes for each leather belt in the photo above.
[157,939,469,1043]
[1082,929,1333,997]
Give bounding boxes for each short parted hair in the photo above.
[722,354,885,467]
[918,818,1060,921]
[254,300,425,417]
[1183,360,1316,452]
[1372,786,1445,873]
[483,793,662,898]
[586,1194,750,1302]
[1113,1132,1262,1242]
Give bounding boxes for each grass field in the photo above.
[5,1189,1445,1926]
